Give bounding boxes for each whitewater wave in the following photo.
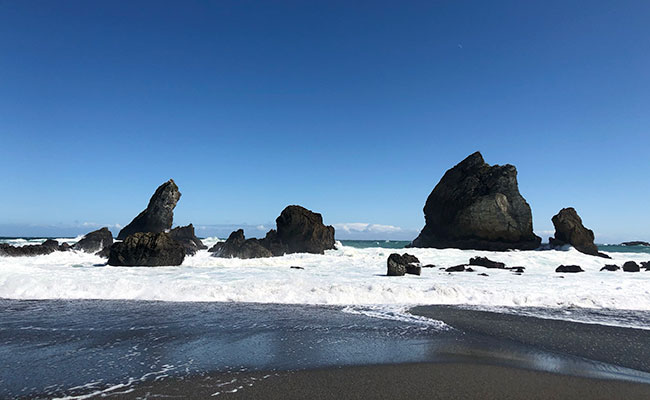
[1,243,648,312]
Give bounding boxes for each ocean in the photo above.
[1,237,649,398]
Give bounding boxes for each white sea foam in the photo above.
[1,243,648,314]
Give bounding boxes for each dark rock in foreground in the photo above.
[212,229,272,259]
[555,265,584,273]
[168,224,207,256]
[600,264,620,272]
[410,152,541,251]
[446,265,467,272]
[387,253,421,276]
[620,241,650,247]
[642,261,650,271]
[73,227,114,253]
[622,261,640,272]
[469,256,506,269]
[108,232,185,266]
[549,208,609,258]
[117,180,181,240]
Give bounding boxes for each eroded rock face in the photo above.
[410,152,540,251]
[168,224,207,256]
[549,208,609,258]
[273,205,336,255]
[117,180,181,240]
[73,227,114,253]
[108,232,185,266]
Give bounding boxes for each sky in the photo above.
[1,0,649,242]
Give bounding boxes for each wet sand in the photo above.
[411,305,650,372]
[108,362,650,399]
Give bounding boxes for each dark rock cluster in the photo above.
[168,224,207,256]
[410,152,541,251]
[0,239,70,257]
[212,205,336,259]
[73,227,113,254]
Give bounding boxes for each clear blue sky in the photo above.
[1,0,648,242]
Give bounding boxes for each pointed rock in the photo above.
[117,180,181,240]
[73,227,114,253]
[549,207,609,258]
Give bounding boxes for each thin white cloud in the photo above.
[333,222,404,234]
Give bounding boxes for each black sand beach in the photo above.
[7,301,647,399]
[114,362,650,400]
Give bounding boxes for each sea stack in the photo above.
[117,179,181,240]
[73,227,114,253]
[549,207,609,258]
[410,152,541,251]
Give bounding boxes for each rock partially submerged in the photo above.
[212,230,272,259]
[213,205,335,259]
[600,264,620,272]
[117,180,181,240]
[549,208,609,258]
[555,265,584,273]
[0,240,69,257]
[446,265,467,272]
[168,224,207,256]
[108,232,185,266]
[469,256,505,269]
[73,227,113,253]
[387,253,421,276]
[410,152,541,251]
[622,261,640,272]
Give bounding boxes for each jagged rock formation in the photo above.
[213,205,336,259]
[386,253,421,276]
[108,232,185,266]
[168,224,207,256]
[73,227,114,253]
[117,180,181,240]
[410,152,541,251]
[549,207,609,258]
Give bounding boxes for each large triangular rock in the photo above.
[117,180,181,240]
[411,152,540,251]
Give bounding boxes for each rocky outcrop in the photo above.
[386,253,421,276]
[0,240,68,257]
[108,232,185,266]
[623,261,640,272]
[445,265,467,272]
[410,152,541,251]
[555,265,584,273]
[117,180,181,240]
[269,205,335,255]
[168,224,207,256]
[549,208,609,258]
[600,264,620,272]
[212,229,272,259]
[73,227,113,253]
[212,205,335,259]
